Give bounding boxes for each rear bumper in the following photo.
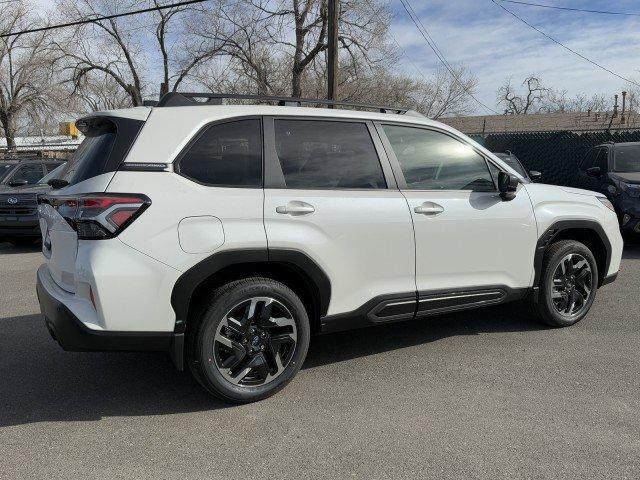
[36,264,179,356]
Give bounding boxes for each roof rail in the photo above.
[156,92,422,116]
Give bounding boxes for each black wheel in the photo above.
[535,240,598,327]
[187,277,310,403]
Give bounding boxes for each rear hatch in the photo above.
[39,112,148,292]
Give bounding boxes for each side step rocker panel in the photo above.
[320,286,529,334]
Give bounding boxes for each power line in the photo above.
[0,0,211,38]
[388,33,432,83]
[398,0,500,114]
[491,0,640,88]
[500,0,640,17]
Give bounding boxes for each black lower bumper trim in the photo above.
[37,274,173,353]
[601,272,618,286]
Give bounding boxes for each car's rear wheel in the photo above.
[187,277,310,403]
[535,240,598,327]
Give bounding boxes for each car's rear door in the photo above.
[262,117,416,325]
[377,122,537,317]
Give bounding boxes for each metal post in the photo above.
[327,0,339,105]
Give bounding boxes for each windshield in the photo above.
[0,163,14,182]
[614,145,640,172]
[494,153,528,178]
[39,163,66,184]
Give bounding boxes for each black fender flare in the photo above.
[533,219,612,288]
[170,248,331,333]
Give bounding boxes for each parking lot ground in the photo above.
[0,242,639,480]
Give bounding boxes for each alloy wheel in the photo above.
[213,297,297,387]
[550,253,593,317]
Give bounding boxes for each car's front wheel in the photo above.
[535,240,598,327]
[187,277,310,403]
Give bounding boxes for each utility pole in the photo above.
[327,0,339,105]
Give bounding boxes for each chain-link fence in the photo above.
[472,130,640,187]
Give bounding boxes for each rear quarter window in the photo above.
[177,119,263,187]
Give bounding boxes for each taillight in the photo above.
[39,193,150,240]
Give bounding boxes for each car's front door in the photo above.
[262,118,416,323]
[378,123,538,317]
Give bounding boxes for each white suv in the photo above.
[36,93,623,403]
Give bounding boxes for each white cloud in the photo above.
[390,0,640,114]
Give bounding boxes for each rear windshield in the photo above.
[55,116,144,186]
[614,145,640,172]
[58,132,116,185]
[0,163,14,182]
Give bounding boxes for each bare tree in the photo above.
[307,56,477,117]
[540,89,611,113]
[498,75,547,114]
[0,2,55,151]
[191,2,286,95]
[202,0,392,97]
[68,72,133,112]
[54,0,233,106]
[54,0,146,106]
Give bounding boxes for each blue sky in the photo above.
[389,0,640,114]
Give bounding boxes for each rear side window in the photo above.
[178,119,262,187]
[274,120,386,189]
[59,132,116,185]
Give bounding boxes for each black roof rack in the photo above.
[156,92,423,116]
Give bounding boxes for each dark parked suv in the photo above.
[0,160,64,245]
[577,142,640,233]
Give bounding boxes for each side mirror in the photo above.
[8,179,28,187]
[47,178,69,189]
[529,171,542,182]
[498,171,519,201]
[586,166,602,178]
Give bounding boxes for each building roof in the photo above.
[0,135,83,152]
[439,111,640,135]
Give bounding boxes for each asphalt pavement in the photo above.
[0,242,639,479]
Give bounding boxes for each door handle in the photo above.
[414,202,444,216]
[276,201,315,215]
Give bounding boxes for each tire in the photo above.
[534,240,598,327]
[187,277,310,403]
